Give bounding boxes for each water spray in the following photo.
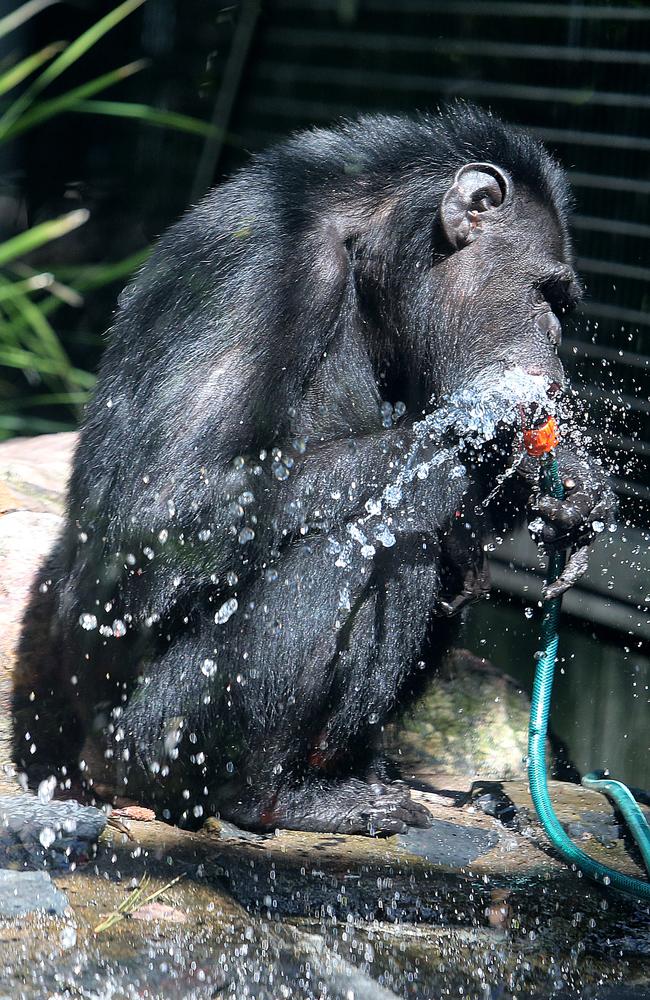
[525,414,650,900]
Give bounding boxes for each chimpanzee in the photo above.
[14,104,615,834]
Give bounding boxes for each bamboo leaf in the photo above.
[51,248,149,288]
[0,0,59,40]
[0,288,81,396]
[0,60,147,141]
[0,390,89,408]
[0,210,88,268]
[1,284,69,364]
[0,348,95,386]
[71,99,218,137]
[32,0,145,93]
[11,263,83,307]
[0,273,53,300]
[0,251,146,403]
[0,414,77,436]
[0,0,145,134]
[0,43,65,97]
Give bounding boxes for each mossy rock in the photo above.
[389,647,567,781]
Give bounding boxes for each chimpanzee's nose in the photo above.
[535,309,562,349]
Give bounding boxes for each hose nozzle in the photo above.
[523,415,559,457]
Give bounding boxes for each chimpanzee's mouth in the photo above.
[522,366,564,399]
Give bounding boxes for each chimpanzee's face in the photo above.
[367,161,582,406]
[431,162,582,401]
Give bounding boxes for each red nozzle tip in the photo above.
[523,415,559,457]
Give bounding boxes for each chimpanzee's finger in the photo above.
[534,495,586,529]
[534,492,611,533]
[535,522,589,550]
[542,546,591,599]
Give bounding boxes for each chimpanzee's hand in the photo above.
[520,446,616,599]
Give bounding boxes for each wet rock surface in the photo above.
[0,869,69,918]
[398,816,500,865]
[0,795,106,869]
[0,433,649,998]
[0,801,648,998]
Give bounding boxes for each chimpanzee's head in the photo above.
[327,104,583,409]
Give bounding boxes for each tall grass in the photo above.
[0,0,215,438]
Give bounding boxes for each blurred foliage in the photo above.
[0,0,214,439]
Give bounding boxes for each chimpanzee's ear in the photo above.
[439,162,511,251]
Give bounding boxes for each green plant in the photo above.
[0,0,215,438]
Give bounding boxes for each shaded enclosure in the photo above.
[0,3,649,998]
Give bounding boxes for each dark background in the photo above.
[3,0,649,783]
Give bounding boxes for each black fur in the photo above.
[14,104,613,833]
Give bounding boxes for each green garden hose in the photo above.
[527,435,650,901]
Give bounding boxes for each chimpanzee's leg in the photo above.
[109,528,441,832]
[12,567,85,781]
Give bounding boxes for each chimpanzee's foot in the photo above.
[222,777,432,835]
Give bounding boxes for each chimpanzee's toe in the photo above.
[339,780,432,835]
[379,783,433,830]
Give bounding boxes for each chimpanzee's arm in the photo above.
[268,426,469,540]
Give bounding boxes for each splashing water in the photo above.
[343,367,558,560]
[421,366,556,444]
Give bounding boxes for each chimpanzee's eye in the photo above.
[538,270,582,317]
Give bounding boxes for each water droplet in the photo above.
[201,657,217,677]
[365,498,382,516]
[238,527,255,544]
[384,485,402,507]
[215,598,238,624]
[79,613,97,631]
[374,524,396,548]
[60,925,77,949]
[39,825,56,849]
[37,776,56,803]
